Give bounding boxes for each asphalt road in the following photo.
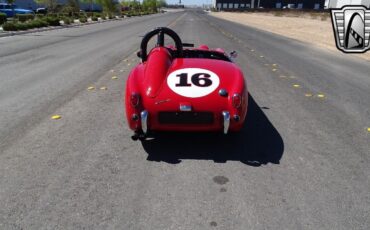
[0,10,369,230]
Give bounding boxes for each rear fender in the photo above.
[125,67,145,131]
[227,68,248,130]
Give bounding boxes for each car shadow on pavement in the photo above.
[141,95,284,166]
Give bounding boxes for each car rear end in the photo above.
[141,91,247,134]
[125,54,248,138]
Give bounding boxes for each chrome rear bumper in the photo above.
[140,110,148,134]
[222,111,230,134]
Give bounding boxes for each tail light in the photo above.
[130,93,140,107]
[232,93,242,108]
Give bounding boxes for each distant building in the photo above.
[213,0,326,9]
[0,0,103,11]
[324,0,370,8]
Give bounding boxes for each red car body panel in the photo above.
[125,46,248,133]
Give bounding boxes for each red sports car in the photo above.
[125,27,248,140]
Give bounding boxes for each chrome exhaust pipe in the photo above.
[140,110,148,135]
[222,111,230,134]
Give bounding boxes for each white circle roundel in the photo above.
[167,68,220,98]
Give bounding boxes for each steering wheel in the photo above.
[139,27,183,62]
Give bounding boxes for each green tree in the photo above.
[157,0,167,8]
[142,0,156,12]
[121,0,142,10]
[121,0,165,13]
[67,0,79,12]
[80,0,94,12]
[60,0,80,17]
[81,0,118,14]
[34,0,58,12]
[142,0,166,12]
[100,0,117,14]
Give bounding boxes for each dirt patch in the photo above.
[210,11,370,62]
